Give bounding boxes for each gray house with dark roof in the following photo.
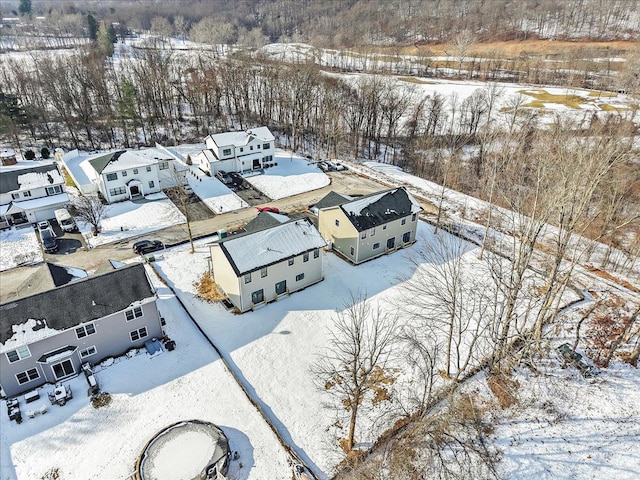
[317,187,422,264]
[0,263,162,398]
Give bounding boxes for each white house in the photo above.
[210,217,326,313]
[198,126,275,175]
[0,156,69,227]
[66,148,176,204]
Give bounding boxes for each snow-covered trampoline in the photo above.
[137,420,229,480]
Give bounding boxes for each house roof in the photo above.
[88,149,170,174]
[213,217,326,276]
[0,263,154,346]
[243,211,290,232]
[208,127,275,149]
[47,263,88,287]
[332,187,422,231]
[0,162,61,195]
[312,191,353,210]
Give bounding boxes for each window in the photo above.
[244,272,251,284]
[239,147,244,152]
[250,146,254,151]
[23,191,31,197]
[275,280,287,295]
[303,252,309,262]
[350,246,355,255]
[383,224,387,230]
[122,170,128,177]
[125,306,143,321]
[11,193,19,199]
[401,218,407,225]
[46,185,63,195]
[159,161,169,170]
[223,148,231,156]
[79,346,97,358]
[106,173,118,181]
[263,143,270,150]
[296,273,305,281]
[133,169,138,174]
[373,242,380,250]
[52,359,74,379]
[403,232,411,243]
[109,186,126,196]
[146,166,152,172]
[76,323,96,339]
[148,181,155,188]
[16,368,40,385]
[257,144,261,149]
[335,219,340,227]
[313,248,319,258]
[412,213,417,221]
[288,258,294,266]
[360,231,367,240]
[261,267,268,278]
[130,327,148,342]
[6,345,31,363]
[251,289,264,304]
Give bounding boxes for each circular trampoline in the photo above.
[137,420,229,480]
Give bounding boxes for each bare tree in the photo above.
[165,163,195,253]
[73,194,107,236]
[312,291,398,452]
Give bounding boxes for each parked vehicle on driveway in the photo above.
[54,208,77,232]
[132,239,164,255]
[256,206,280,213]
[215,170,233,185]
[317,161,330,172]
[37,220,52,232]
[40,228,58,253]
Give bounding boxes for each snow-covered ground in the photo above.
[0,226,43,271]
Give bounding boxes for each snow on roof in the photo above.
[208,126,274,148]
[101,148,171,173]
[0,318,61,353]
[339,187,423,231]
[9,192,69,211]
[0,149,16,158]
[17,168,64,190]
[216,218,326,275]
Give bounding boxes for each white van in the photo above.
[54,208,77,232]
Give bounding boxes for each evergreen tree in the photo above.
[87,14,98,41]
[18,0,32,16]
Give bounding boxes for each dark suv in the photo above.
[40,228,58,253]
[132,239,164,255]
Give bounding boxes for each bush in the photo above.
[186,154,192,165]
[91,392,112,409]
[40,147,50,159]
[24,149,35,160]
[194,271,226,302]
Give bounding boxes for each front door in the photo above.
[275,280,287,295]
[251,289,264,305]
[52,359,75,380]
[253,159,261,170]
[387,237,395,250]
[130,185,140,195]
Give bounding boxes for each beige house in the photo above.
[210,217,326,313]
[317,187,422,264]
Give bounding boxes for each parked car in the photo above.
[37,220,52,232]
[256,206,280,213]
[40,228,58,253]
[132,239,164,255]
[215,170,233,185]
[54,208,78,232]
[317,161,330,172]
[329,160,347,171]
[556,343,598,377]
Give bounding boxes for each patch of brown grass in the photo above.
[486,372,520,408]
[91,392,112,409]
[194,271,227,302]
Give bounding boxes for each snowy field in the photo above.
[0,226,43,271]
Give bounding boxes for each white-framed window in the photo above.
[303,252,309,262]
[46,185,63,195]
[261,267,268,278]
[6,345,31,363]
[335,219,340,227]
[133,168,138,174]
[360,231,367,240]
[23,191,31,197]
[401,218,407,225]
[146,166,152,172]
[16,368,40,385]
[350,246,355,255]
[149,181,155,188]
[373,242,381,249]
[313,248,319,258]
[257,144,261,149]
[106,173,118,181]
[250,146,254,151]
[370,228,375,236]
[263,143,270,150]
[130,327,148,342]
[76,323,96,339]
[125,306,143,321]
[296,273,305,281]
[412,213,417,221]
[79,346,97,358]
[159,161,169,170]
[244,272,251,284]
[288,258,294,266]
[223,148,231,156]
[109,187,126,196]
[239,147,244,153]
[11,193,19,199]
[122,170,128,177]
[403,231,411,243]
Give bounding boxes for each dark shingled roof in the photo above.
[312,191,352,210]
[88,150,126,174]
[339,187,422,231]
[243,211,289,233]
[0,162,60,195]
[47,263,87,287]
[0,263,154,344]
